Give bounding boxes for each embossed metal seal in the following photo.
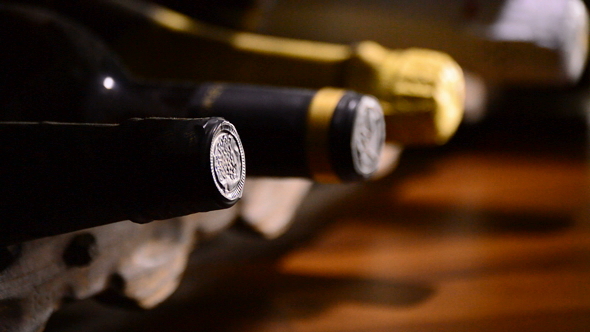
[351,96,386,177]
[210,121,246,201]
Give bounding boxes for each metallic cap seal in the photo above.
[347,41,465,145]
[210,120,246,201]
[351,95,385,177]
[307,88,385,183]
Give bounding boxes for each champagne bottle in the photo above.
[16,0,465,146]
[0,4,385,182]
[0,117,246,244]
[256,0,590,86]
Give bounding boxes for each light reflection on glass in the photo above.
[103,77,115,90]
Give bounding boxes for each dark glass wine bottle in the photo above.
[0,4,385,182]
[0,117,246,245]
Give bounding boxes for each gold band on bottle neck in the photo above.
[306,88,345,183]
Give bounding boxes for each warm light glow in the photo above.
[150,6,193,31]
[103,77,115,90]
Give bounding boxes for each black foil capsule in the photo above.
[0,118,246,245]
[192,83,385,182]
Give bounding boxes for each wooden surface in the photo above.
[44,110,590,331]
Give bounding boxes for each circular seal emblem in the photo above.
[210,122,246,201]
[351,96,385,177]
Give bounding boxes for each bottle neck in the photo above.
[189,83,385,182]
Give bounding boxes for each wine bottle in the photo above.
[256,0,590,86]
[0,117,246,245]
[0,4,385,182]
[14,0,465,146]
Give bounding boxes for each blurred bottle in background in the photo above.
[256,0,589,87]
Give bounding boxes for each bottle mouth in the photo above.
[209,120,246,202]
[350,95,385,178]
[306,89,386,182]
